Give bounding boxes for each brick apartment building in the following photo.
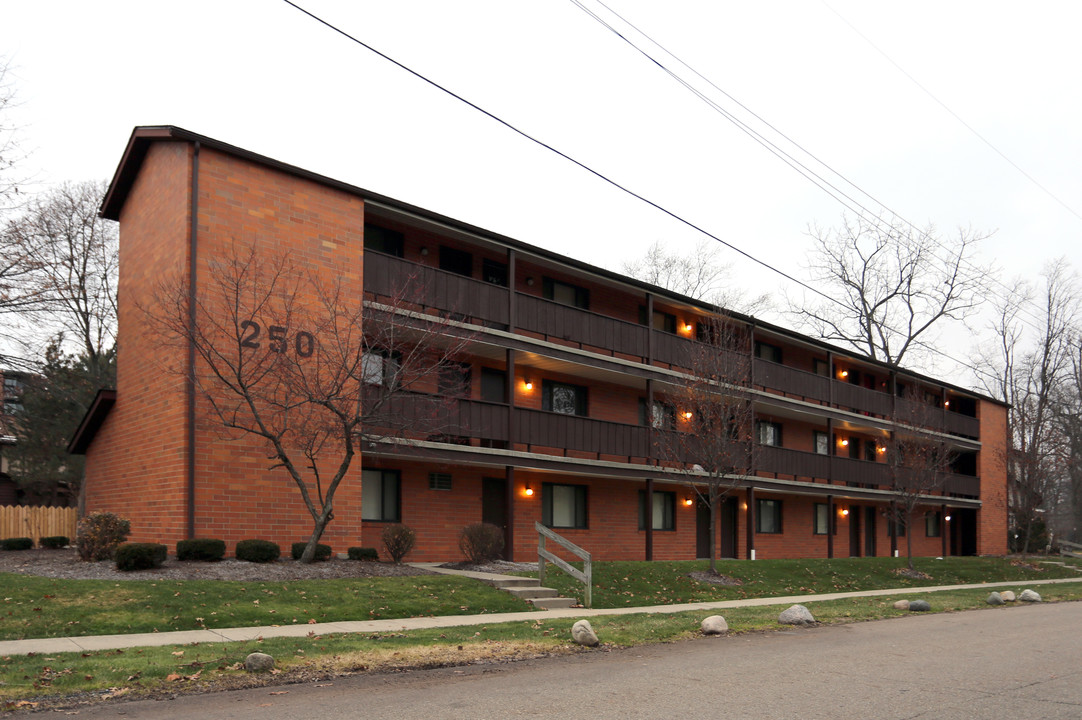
[70,127,1009,562]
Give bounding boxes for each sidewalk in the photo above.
[3,570,1080,657]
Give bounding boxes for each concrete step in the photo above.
[489,577,541,589]
[531,597,578,610]
[505,586,560,600]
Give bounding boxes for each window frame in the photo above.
[542,482,588,529]
[756,420,783,447]
[361,349,401,387]
[638,490,676,531]
[363,223,404,257]
[482,258,508,286]
[542,379,588,416]
[362,468,401,522]
[639,398,676,430]
[542,277,589,309]
[925,511,942,537]
[754,341,782,363]
[813,502,832,535]
[813,430,830,456]
[438,245,473,277]
[480,367,507,403]
[756,498,783,534]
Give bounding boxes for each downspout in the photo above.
[186,141,200,540]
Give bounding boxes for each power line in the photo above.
[279,0,1008,388]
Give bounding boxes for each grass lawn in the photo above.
[5,580,1082,710]
[0,574,533,641]
[515,556,1082,607]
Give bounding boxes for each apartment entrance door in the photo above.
[849,506,862,557]
[482,477,508,560]
[696,496,738,559]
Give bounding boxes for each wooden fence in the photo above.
[0,506,78,544]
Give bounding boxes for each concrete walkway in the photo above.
[2,572,1080,657]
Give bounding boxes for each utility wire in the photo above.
[574,0,1066,350]
[280,0,1006,388]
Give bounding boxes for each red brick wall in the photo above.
[978,399,1009,555]
[84,142,192,544]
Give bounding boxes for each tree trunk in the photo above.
[906,510,914,570]
[708,496,717,574]
[300,510,332,563]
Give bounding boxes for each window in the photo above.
[756,499,783,533]
[542,380,588,416]
[2,377,22,396]
[480,367,507,403]
[639,307,677,334]
[439,246,473,277]
[926,511,942,537]
[813,431,829,456]
[813,503,831,535]
[362,469,400,521]
[362,350,400,387]
[864,440,878,462]
[438,362,472,398]
[543,277,589,309]
[813,359,829,377]
[638,490,675,531]
[639,398,675,430]
[754,341,782,363]
[888,517,906,537]
[428,473,452,491]
[542,483,587,529]
[482,258,508,286]
[756,421,782,447]
[696,321,718,344]
[364,223,404,257]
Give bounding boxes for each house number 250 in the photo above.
[240,320,316,357]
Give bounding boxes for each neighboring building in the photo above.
[70,126,1009,561]
[1,371,27,505]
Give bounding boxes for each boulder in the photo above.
[1001,590,1016,602]
[1019,589,1042,603]
[893,600,910,610]
[778,604,815,626]
[571,619,599,647]
[987,592,1004,605]
[908,600,931,612]
[700,615,729,635]
[244,652,275,673]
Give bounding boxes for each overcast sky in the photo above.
[3,1,1080,388]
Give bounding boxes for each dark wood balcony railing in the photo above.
[364,251,510,326]
[753,359,831,403]
[364,252,981,440]
[514,408,648,458]
[942,473,981,497]
[369,394,509,443]
[758,445,831,479]
[831,455,891,486]
[515,293,647,357]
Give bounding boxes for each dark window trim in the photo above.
[542,482,588,529]
[926,511,942,537]
[813,502,833,535]
[428,472,452,491]
[542,276,589,309]
[757,420,783,447]
[362,468,401,522]
[756,498,783,534]
[542,379,588,416]
[754,341,782,363]
[638,490,676,531]
[363,223,404,258]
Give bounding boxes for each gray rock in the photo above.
[778,604,815,625]
[701,615,729,635]
[1001,590,1016,602]
[893,600,910,610]
[908,600,931,612]
[244,652,275,673]
[987,592,1004,605]
[571,619,599,647]
[1019,589,1042,603]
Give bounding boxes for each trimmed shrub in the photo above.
[347,546,380,561]
[39,536,69,549]
[459,523,505,563]
[115,542,168,571]
[76,512,131,561]
[176,538,226,562]
[0,537,33,551]
[381,523,416,564]
[235,539,281,563]
[291,542,332,561]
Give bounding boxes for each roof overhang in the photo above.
[68,389,117,455]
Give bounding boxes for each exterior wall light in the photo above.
[840,438,849,447]
[945,515,951,522]
[839,370,849,378]
[944,400,950,407]
[840,508,849,516]
[524,379,534,391]
[524,484,534,497]
[419,247,429,256]
[683,411,693,420]
[877,446,886,454]
[684,497,694,507]
[683,322,693,333]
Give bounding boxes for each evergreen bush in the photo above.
[39,536,69,549]
[176,538,226,562]
[0,537,33,551]
[347,546,379,561]
[291,542,332,561]
[235,539,281,563]
[115,542,168,571]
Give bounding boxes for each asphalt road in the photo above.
[41,602,1082,719]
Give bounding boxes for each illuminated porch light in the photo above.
[524,484,534,497]
[524,379,533,391]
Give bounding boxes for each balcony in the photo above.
[363,252,981,441]
[514,408,648,459]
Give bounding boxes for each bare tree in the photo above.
[1057,343,1082,543]
[790,213,991,368]
[974,260,1078,554]
[0,54,26,213]
[149,245,473,562]
[622,239,771,315]
[656,313,755,574]
[6,181,118,362]
[886,387,956,569]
